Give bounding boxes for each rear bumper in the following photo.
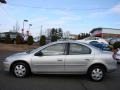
[107,62,117,73]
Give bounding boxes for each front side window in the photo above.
[69,43,91,55]
[41,43,65,56]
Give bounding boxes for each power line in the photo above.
[7,3,120,11]
[0,6,15,20]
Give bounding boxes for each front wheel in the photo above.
[11,62,30,78]
[88,66,105,81]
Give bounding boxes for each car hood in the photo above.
[8,52,28,57]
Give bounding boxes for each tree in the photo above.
[78,33,90,39]
[57,28,63,39]
[0,0,6,3]
[51,35,58,42]
[16,35,24,44]
[113,42,120,49]
[13,21,20,32]
[40,35,46,46]
[27,35,34,45]
[4,34,12,44]
[50,28,57,36]
[49,28,63,41]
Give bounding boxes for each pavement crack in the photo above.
[80,81,88,90]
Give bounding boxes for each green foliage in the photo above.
[27,35,34,45]
[78,34,81,40]
[51,35,58,42]
[4,34,12,44]
[57,28,63,39]
[113,42,120,49]
[16,35,23,44]
[40,35,46,46]
[77,33,90,40]
[50,28,63,41]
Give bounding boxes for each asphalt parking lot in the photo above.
[0,50,120,90]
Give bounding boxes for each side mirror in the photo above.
[34,51,43,56]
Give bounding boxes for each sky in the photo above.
[0,0,120,36]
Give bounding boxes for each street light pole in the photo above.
[22,20,28,35]
[29,24,32,31]
[23,20,28,31]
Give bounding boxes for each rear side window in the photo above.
[69,43,91,55]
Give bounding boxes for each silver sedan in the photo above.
[3,41,117,81]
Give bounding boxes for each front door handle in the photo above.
[84,59,90,61]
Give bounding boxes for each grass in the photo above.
[0,43,39,51]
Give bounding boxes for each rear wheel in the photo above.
[88,66,105,81]
[11,62,30,78]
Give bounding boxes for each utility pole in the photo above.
[40,25,43,37]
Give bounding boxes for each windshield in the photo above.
[26,48,38,54]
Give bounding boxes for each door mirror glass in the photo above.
[34,51,43,56]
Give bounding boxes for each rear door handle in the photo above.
[57,60,63,61]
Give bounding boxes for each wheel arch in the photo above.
[87,63,107,73]
[10,60,31,72]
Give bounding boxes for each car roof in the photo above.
[54,40,88,45]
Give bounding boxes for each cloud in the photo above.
[53,10,69,16]
[89,10,111,18]
[52,10,81,21]
[0,6,16,31]
[29,10,82,36]
[89,3,120,18]
[111,3,120,14]
[31,10,81,28]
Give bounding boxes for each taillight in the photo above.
[113,53,120,60]
[112,53,117,60]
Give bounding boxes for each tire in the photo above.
[87,66,105,81]
[11,62,30,78]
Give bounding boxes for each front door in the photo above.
[31,43,66,72]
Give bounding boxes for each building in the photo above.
[68,34,78,40]
[0,32,22,42]
[90,28,120,39]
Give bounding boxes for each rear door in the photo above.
[65,43,94,73]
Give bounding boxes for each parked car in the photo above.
[113,48,120,63]
[109,38,120,45]
[89,41,111,51]
[77,37,108,45]
[3,41,117,81]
